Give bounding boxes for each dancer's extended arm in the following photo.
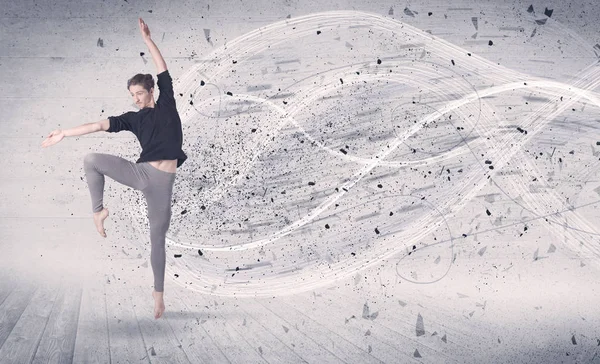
[41,119,109,148]
[139,18,167,74]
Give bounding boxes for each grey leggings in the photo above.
[83,152,176,292]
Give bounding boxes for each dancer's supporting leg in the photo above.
[143,165,175,319]
[83,152,150,237]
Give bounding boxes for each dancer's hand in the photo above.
[139,18,151,41]
[41,129,65,148]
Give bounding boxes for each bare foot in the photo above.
[93,208,109,238]
[152,290,165,319]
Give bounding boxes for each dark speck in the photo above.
[416,313,425,336]
[488,40,493,46]
[377,184,383,188]
[140,52,145,56]
[148,10,153,13]
[181,209,187,215]
[428,12,433,16]
[325,224,330,229]
[226,91,233,96]
[414,349,422,358]
[486,209,491,216]
[377,58,382,64]
[317,30,321,35]
[572,335,577,345]
[232,60,237,64]
[200,80,205,86]
[374,227,380,234]
[308,181,315,186]
[340,148,347,154]
[544,7,553,17]
[97,38,104,47]
[198,250,203,256]
[467,53,472,56]
[451,59,455,65]
[340,78,344,84]
[527,5,534,13]
[174,254,182,258]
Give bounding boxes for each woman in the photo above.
[41,18,187,319]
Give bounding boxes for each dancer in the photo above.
[41,18,187,319]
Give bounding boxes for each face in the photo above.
[129,84,154,108]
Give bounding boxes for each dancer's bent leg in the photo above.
[83,153,150,213]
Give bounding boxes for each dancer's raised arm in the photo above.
[139,18,167,74]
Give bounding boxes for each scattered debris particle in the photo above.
[416,313,425,336]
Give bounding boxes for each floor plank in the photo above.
[31,281,83,364]
[72,281,111,364]
[279,289,464,363]
[129,285,191,364]
[170,286,268,363]
[240,297,346,364]
[200,294,307,363]
[156,286,229,364]
[0,279,38,350]
[256,295,386,364]
[0,284,60,364]
[104,282,149,364]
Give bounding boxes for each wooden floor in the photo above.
[1,256,599,364]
